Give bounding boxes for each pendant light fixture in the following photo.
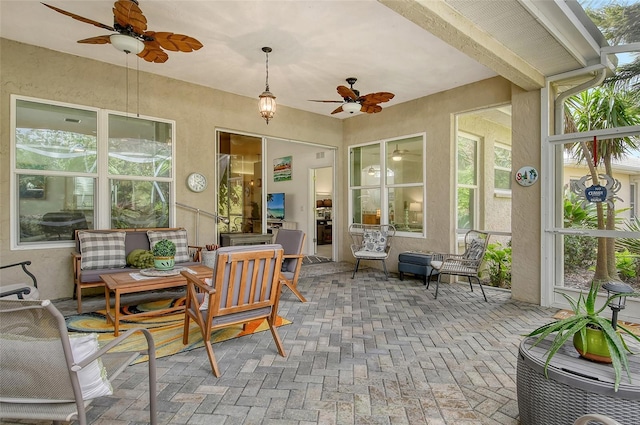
[258,47,276,124]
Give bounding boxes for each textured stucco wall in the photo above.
[0,38,342,300]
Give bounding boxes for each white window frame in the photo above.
[10,95,176,250]
[456,132,481,233]
[348,133,427,238]
[493,142,512,194]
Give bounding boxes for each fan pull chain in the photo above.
[136,56,140,117]
[125,53,130,117]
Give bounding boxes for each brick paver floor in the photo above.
[3,264,557,424]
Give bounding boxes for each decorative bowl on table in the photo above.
[153,256,175,271]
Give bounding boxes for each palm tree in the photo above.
[565,85,640,282]
[585,2,640,89]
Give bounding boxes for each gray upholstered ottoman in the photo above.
[398,252,438,284]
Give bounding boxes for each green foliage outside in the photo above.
[483,241,512,289]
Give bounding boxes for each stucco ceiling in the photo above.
[0,0,608,119]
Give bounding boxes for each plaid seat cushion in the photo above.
[78,231,126,270]
[147,229,189,263]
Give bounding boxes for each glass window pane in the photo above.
[352,188,381,224]
[386,136,423,185]
[110,179,170,228]
[495,169,512,190]
[495,146,511,168]
[388,187,423,232]
[350,145,380,187]
[18,174,92,244]
[457,135,477,185]
[457,187,475,229]
[16,100,97,173]
[108,115,172,177]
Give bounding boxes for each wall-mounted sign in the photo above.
[584,185,607,203]
[515,166,539,187]
[572,174,621,207]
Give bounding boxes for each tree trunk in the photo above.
[604,156,618,281]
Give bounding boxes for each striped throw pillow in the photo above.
[147,229,190,263]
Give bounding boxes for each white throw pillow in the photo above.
[68,333,113,400]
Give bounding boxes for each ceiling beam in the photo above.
[379,0,545,91]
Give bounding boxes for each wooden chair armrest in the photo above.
[282,253,304,260]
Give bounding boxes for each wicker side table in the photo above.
[517,335,640,425]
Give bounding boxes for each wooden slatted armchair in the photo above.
[181,244,286,377]
[427,230,490,301]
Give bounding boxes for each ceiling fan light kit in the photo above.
[258,46,276,124]
[42,1,203,64]
[392,145,403,161]
[110,34,144,54]
[309,77,395,115]
[342,102,361,114]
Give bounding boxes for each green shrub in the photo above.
[483,241,512,289]
[616,249,638,281]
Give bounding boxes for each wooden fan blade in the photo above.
[42,3,115,31]
[77,35,112,45]
[113,0,147,34]
[145,31,203,52]
[337,85,358,101]
[308,100,344,103]
[360,103,382,114]
[331,105,344,114]
[359,92,395,104]
[138,41,169,63]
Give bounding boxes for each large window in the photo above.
[457,133,479,230]
[12,96,174,247]
[349,134,425,235]
[494,144,512,191]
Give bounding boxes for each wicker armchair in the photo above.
[428,230,490,301]
[349,224,396,280]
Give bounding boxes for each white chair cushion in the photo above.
[430,260,443,270]
[362,229,387,253]
[354,250,388,259]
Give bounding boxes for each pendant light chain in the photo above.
[258,46,276,124]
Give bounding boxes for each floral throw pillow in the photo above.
[362,229,387,252]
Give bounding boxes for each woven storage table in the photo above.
[517,336,640,425]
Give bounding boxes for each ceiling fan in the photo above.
[310,77,395,115]
[42,0,203,63]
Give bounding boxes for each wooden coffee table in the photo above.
[101,265,212,336]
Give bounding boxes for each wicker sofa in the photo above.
[72,227,200,313]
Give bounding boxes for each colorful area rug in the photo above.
[553,309,640,336]
[65,298,291,363]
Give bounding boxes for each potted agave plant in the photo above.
[527,280,640,391]
[152,239,176,270]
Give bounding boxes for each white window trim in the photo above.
[348,133,427,238]
[10,94,176,250]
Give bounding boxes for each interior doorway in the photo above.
[311,167,333,259]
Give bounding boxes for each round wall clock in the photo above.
[187,172,207,192]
